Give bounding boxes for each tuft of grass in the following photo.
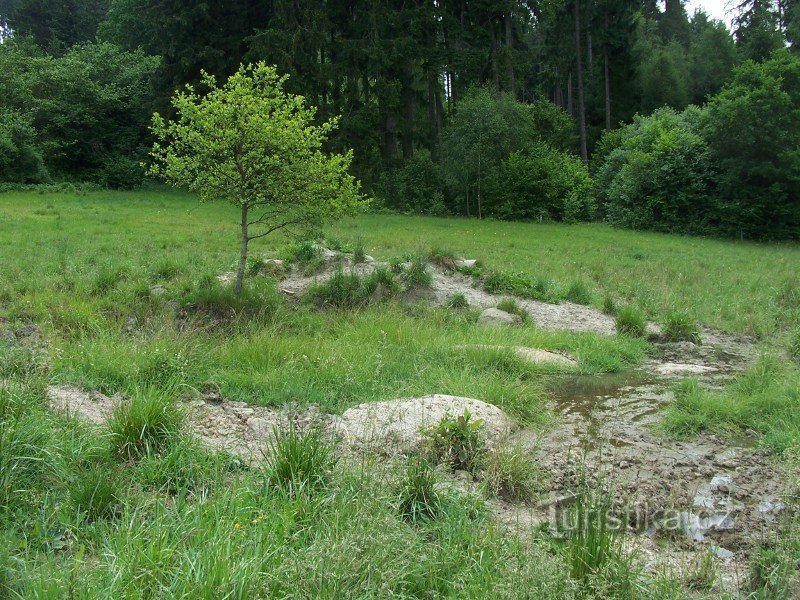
[425,409,486,474]
[445,292,469,309]
[789,327,800,361]
[152,258,181,281]
[402,256,432,290]
[108,388,183,459]
[396,458,442,523]
[496,298,529,323]
[564,280,593,305]
[92,265,129,296]
[602,293,618,316]
[662,311,702,344]
[285,240,327,275]
[483,443,543,502]
[428,247,459,270]
[483,270,553,302]
[615,305,646,338]
[183,275,279,321]
[306,268,398,309]
[263,425,335,499]
[69,466,121,522]
[352,240,366,264]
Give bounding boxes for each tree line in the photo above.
[1,0,799,239]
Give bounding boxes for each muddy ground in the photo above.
[46,252,791,593]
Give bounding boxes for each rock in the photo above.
[455,259,477,268]
[123,317,137,334]
[333,394,512,455]
[478,308,521,326]
[456,345,577,368]
[149,284,167,296]
[655,363,717,376]
[363,255,375,263]
[0,330,16,346]
[712,545,735,559]
[217,271,236,285]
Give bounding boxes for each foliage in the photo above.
[445,293,469,310]
[425,410,486,474]
[377,149,446,216]
[305,269,399,309]
[615,306,646,338]
[263,425,334,499]
[488,142,594,223]
[701,50,800,240]
[496,298,530,323]
[401,256,432,290]
[11,0,109,52]
[149,63,366,294]
[108,388,183,459]
[0,110,47,183]
[595,107,715,234]
[483,271,554,302]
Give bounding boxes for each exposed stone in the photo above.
[455,259,477,268]
[655,363,718,376]
[0,330,16,346]
[149,284,167,296]
[478,308,522,326]
[333,394,512,455]
[456,345,577,368]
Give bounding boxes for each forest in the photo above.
[1,0,800,239]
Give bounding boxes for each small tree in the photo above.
[148,62,365,294]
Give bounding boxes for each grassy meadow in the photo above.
[1,187,800,598]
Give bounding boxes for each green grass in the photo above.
[1,187,799,597]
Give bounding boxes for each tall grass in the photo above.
[108,387,183,458]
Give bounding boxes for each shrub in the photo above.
[484,444,543,502]
[0,110,48,184]
[489,142,594,223]
[425,409,486,474]
[663,311,702,344]
[263,426,334,499]
[396,458,442,523]
[615,306,646,338]
[376,149,447,216]
[108,388,183,459]
[595,107,715,235]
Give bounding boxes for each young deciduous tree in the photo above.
[148,63,366,295]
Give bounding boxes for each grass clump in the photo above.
[602,293,618,316]
[789,327,800,361]
[402,255,432,289]
[183,275,279,321]
[564,280,593,305]
[445,292,469,309]
[108,388,183,459]
[396,458,442,523]
[69,466,121,522]
[263,425,335,499]
[484,443,543,502]
[662,311,702,344]
[615,305,646,338]
[352,239,366,264]
[496,298,529,323]
[306,268,398,309]
[483,270,553,302]
[284,240,328,275]
[425,409,486,474]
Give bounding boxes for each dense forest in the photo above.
[1,0,799,238]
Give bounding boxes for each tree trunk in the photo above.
[567,71,574,116]
[573,0,588,163]
[604,49,611,129]
[235,203,249,296]
[504,0,515,94]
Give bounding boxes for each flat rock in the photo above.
[478,308,522,326]
[457,345,577,367]
[455,259,477,268]
[655,363,718,376]
[334,394,512,455]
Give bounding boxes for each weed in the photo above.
[108,388,183,459]
[263,425,335,499]
[496,298,529,322]
[425,409,485,474]
[305,269,396,308]
[565,280,593,305]
[483,271,552,301]
[445,292,469,309]
[685,549,716,590]
[396,457,441,522]
[615,305,646,338]
[484,443,543,502]
[663,311,702,344]
[748,545,793,598]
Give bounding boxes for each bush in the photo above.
[595,107,715,234]
[615,306,646,338]
[396,458,442,523]
[425,409,485,474]
[376,149,447,216]
[489,142,594,223]
[108,388,183,459]
[663,311,702,344]
[263,426,334,499]
[484,444,542,502]
[0,110,48,184]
